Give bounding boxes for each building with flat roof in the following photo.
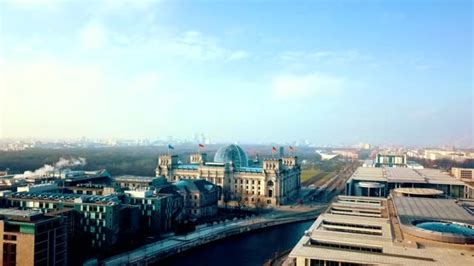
[156,144,301,207]
[123,189,183,234]
[17,182,58,193]
[113,175,167,190]
[0,208,67,265]
[65,183,115,196]
[55,169,111,186]
[452,167,474,182]
[375,152,407,167]
[451,167,474,199]
[289,195,474,266]
[345,167,465,198]
[4,192,128,249]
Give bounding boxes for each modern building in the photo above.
[345,167,465,198]
[56,169,111,186]
[173,179,218,219]
[0,209,67,266]
[113,175,167,191]
[123,189,183,234]
[332,150,358,161]
[375,152,407,167]
[156,144,301,206]
[65,183,115,196]
[4,192,128,249]
[315,151,340,161]
[452,167,474,181]
[17,182,58,193]
[289,195,474,265]
[451,167,474,199]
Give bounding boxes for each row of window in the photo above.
[322,226,382,236]
[309,259,372,266]
[322,220,382,230]
[309,240,383,254]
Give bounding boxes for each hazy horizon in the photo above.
[1,0,472,147]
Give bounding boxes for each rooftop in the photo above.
[8,192,120,205]
[393,196,474,225]
[348,167,464,186]
[175,179,217,193]
[393,188,444,196]
[289,195,474,265]
[0,208,42,218]
[113,175,158,182]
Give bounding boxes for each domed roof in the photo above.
[214,144,248,167]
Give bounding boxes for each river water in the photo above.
[159,219,314,266]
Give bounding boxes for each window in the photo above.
[3,235,17,241]
[3,242,17,266]
[4,224,20,233]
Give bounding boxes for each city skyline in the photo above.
[0,0,472,147]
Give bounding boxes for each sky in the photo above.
[0,0,472,147]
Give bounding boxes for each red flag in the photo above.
[272,146,277,153]
[289,146,294,152]
[199,144,205,148]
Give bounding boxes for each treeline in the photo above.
[0,147,165,176]
[412,158,474,170]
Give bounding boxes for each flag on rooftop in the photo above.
[168,144,174,150]
[272,146,277,153]
[199,144,205,148]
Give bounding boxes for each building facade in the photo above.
[113,176,167,191]
[375,152,407,167]
[4,193,130,249]
[123,189,183,234]
[451,167,474,199]
[156,144,301,206]
[0,209,67,266]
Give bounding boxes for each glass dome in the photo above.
[214,144,249,168]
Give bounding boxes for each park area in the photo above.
[300,161,347,187]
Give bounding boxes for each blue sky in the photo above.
[0,0,472,147]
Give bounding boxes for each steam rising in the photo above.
[14,157,87,179]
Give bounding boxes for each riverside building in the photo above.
[4,192,136,249]
[289,194,474,266]
[156,144,301,206]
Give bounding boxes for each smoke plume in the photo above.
[14,157,87,179]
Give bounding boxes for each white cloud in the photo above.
[166,30,226,61]
[228,50,249,61]
[279,50,362,64]
[79,20,108,50]
[272,72,344,100]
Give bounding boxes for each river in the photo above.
[159,219,314,266]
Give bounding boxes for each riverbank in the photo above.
[159,219,315,266]
[99,207,324,265]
